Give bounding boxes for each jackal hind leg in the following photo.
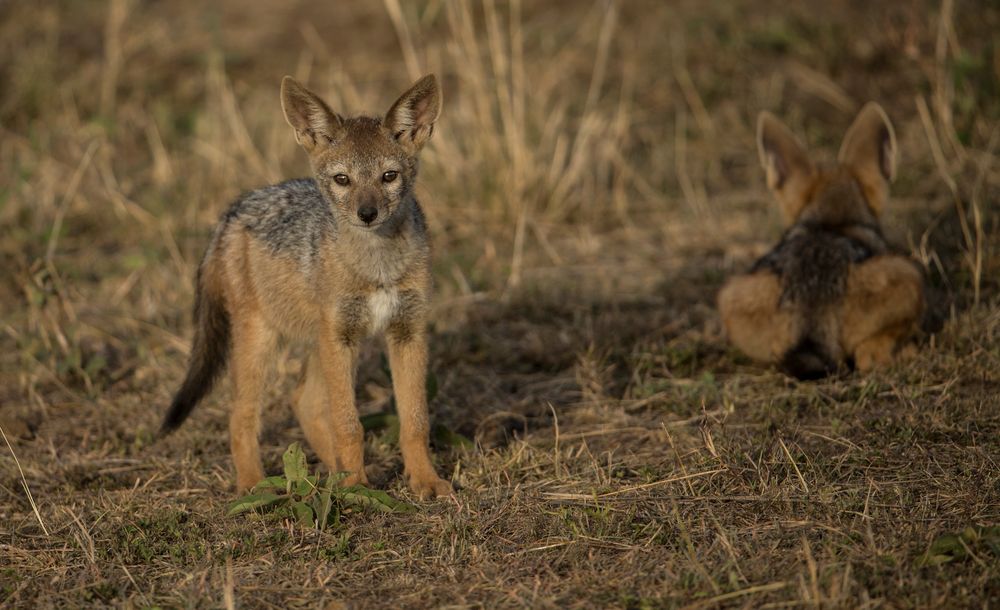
[841,256,924,372]
[229,311,275,492]
[291,350,345,477]
[718,272,802,363]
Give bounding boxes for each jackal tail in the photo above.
[780,336,838,380]
[161,278,230,434]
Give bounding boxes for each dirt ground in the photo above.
[1,0,998,608]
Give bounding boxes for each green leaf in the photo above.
[313,487,334,531]
[914,527,1000,567]
[323,472,349,488]
[293,475,318,497]
[252,476,287,492]
[360,413,398,432]
[341,485,417,514]
[291,501,315,527]
[227,492,283,516]
[432,423,473,449]
[282,442,308,483]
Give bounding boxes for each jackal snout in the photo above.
[354,183,409,227]
[356,191,380,225]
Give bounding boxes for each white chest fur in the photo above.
[368,288,400,333]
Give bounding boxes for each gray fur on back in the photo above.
[751,171,890,309]
[752,225,882,308]
[221,178,335,265]
[212,178,429,283]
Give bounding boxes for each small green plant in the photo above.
[916,526,1000,567]
[227,443,415,530]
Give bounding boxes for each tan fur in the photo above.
[717,272,801,362]
[839,103,897,216]
[166,75,452,498]
[720,103,924,376]
[840,256,924,371]
[757,111,818,224]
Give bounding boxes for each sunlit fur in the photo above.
[718,103,924,379]
[163,75,453,499]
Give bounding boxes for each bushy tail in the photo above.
[780,336,837,380]
[161,280,230,434]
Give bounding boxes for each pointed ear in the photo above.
[838,102,896,214]
[280,76,342,152]
[385,74,441,152]
[757,111,817,223]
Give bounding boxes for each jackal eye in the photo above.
[333,174,350,186]
[382,170,399,184]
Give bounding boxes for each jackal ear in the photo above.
[839,102,896,214]
[757,111,817,224]
[385,74,441,152]
[280,76,343,152]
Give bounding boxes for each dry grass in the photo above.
[1,0,999,608]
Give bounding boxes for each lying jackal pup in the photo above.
[718,103,924,379]
[163,75,453,498]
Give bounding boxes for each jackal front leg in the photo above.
[387,329,453,499]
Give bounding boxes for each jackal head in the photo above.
[756,102,897,227]
[280,74,441,231]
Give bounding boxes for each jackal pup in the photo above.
[163,75,453,498]
[718,103,924,379]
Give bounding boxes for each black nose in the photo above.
[357,206,378,224]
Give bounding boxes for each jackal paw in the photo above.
[341,471,370,487]
[235,468,266,494]
[409,475,453,500]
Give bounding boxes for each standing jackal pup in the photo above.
[718,103,924,379]
[163,75,453,498]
